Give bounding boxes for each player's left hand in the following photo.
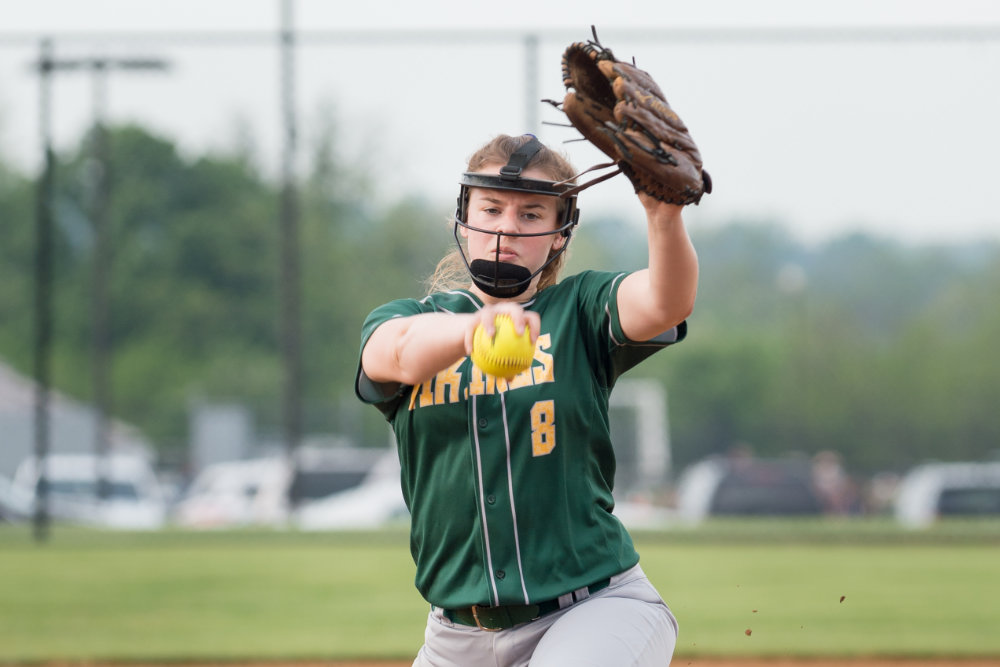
[556,28,712,205]
[638,192,685,225]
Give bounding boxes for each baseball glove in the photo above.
[555,28,712,205]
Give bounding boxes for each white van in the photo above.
[11,453,168,529]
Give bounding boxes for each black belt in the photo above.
[442,578,611,632]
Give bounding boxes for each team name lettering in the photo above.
[408,334,554,410]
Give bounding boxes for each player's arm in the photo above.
[616,195,699,342]
[362,305,539,386]
[362,313,469,387]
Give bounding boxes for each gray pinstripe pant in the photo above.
[413,564,679,667]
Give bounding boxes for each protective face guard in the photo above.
[453,138,581,298]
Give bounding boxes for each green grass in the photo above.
[1,520,999,663]
[0,527,425,662]
[646,543,1000,658]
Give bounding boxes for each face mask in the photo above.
[452,137,580,298]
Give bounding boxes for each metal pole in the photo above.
[524,33,539,135]
[33,38,55,543]
[27,52,168,516]
[279,0,302,462]
[90,60,113,502]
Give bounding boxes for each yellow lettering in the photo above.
[469,363,501,395]
[416,380,435,409]
[413,335,559,412]
[532,334,554,385]
[468,363,484,396]
[435,359,464,404]
[507,366,535,390]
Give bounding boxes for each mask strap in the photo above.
[499,136,544,181]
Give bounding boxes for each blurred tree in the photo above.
[0,161,35,362]
[1,124,999,478]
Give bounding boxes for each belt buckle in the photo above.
[470,605,502,632]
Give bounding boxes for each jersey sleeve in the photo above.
[574,270,687,386]
[354,298,426,417]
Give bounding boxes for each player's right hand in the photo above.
[464,303,540,356]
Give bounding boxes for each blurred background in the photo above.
[2,0,1000,534]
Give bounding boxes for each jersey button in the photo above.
[495,569,506,580]
[477,418,488,428]
[486,494,496,505]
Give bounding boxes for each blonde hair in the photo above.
[426,135,577,296]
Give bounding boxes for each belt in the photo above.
[442,578,610,632]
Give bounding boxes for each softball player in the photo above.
[356,134,698,666]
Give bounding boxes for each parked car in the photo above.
[172,446,391,528]
[895,461,1000,528]
[171,457,292,528]
[295,450,407,530]
[10,453,168,530]
[288,444,388,506]
[0,473,31,522]
[676,455,823,522]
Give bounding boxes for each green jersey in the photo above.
[356,270,685,610]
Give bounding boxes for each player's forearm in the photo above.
[646,205,699,319]
[362,313,470,386]
[618,203,699,341]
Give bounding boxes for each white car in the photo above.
[171,457,292,528]
[11,453,168,530]
[895,461,1000,528]
[173,447,394,529]
[0,473,32,521]
[295,451,408,530]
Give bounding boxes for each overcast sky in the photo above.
[2,0,999,245]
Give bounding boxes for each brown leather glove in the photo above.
[559,30,712,205]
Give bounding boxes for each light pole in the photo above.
[30,44,168,539]
[32,38,55,543]
[524,33,539,135]
[279,0,302,465]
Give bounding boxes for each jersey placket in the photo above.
[470,392,530,606]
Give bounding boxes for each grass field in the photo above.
[1,519,999,664]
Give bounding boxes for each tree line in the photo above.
[1,123,998,476]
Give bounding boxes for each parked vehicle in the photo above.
[295,450,407,530]
[10,453,168,530]
[895,461,1000,528]
[0,473,31,522]
[676,455,823,523]
[172,445,391,528]
[171,457,291,528]
[288,445,388,506]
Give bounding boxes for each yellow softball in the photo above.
[471,315,535,380]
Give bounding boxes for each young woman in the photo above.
[356,134,698,666]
